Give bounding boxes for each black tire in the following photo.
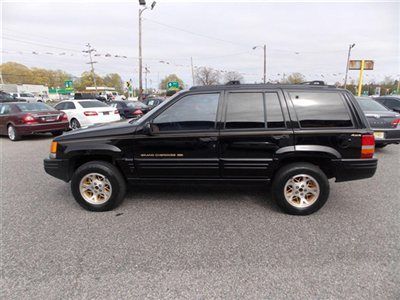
[51,131,64,136]
[272,162,329,215]
[70,118,81,130]
[71,161,127,212]
[7,124,21,141]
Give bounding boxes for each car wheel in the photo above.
[272,163,329,215]
[70,118,81,130]
[7,125,21,141]
[71,161,127,212]
[51,131,64,136]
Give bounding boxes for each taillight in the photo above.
[114,109,119,114]
[22,113,38,124]
[60,113,68,121]
[361,134,375,159]
[391,119,400,128]
[133,109,143,115]
[84,111,98,116]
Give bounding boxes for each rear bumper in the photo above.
[44,158,71,182]
[15,122,69,135]
[372,128,400,145]
[332,158,378,182]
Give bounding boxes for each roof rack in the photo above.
[300,81,326,86]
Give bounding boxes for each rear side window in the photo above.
[290,92,353,128]
[225,92,285,129]
[78,101,108,108]
[64,102,76,110]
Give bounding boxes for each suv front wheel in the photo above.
[71,161,126,211]
[272,163,329,215]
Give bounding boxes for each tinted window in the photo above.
[16,103,53,112]
[266,93,285,128]
[384,99,400,108]
[78,101,108,108]
[64,102,76,110]
[0,105,11,115]
[127,102,147,109]
[153,93,219,131]
[54,102,65,110]
[290,92,353,128]
[226,93,264,129]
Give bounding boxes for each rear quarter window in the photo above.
[290,91,353,128]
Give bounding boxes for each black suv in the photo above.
[44,83,377,215]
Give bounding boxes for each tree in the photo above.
[159,74,185,90]
[224,71,244,83]
[73,72,104,91]
[194,67,221,86]
[103,73,124,93]
[0,62,33,84]
[281,72,306,84]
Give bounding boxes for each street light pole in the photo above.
[138,1,156,100]
[344,43,355,89]
[253,44,267,84]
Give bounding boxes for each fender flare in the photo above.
[275,145,342,160]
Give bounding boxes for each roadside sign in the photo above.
[64,80,73,89]
[167,81,179,90]
[349,60,374,70]
[375,87,381,96]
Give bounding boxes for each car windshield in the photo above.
[129,91,185,124]
[357,98,389,112]
[127,101,147,109]
[1,92,14,100]
[79,100,109,108]
[16,102,53,111]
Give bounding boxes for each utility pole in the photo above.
[138,0,156,100]
[191,57,195,86]
[144,65,149,93]
[253,44,267,84]
[344,43,355,89]
[83,43,98,92]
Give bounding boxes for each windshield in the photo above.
[16,102,53,112]
[357,98,389,112]
[79,100,109,108]
[129,91,185,124]
[127,101,147,109]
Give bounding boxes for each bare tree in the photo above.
[224,71,244,83]
[280,72,306,84]
[194,67,221,86]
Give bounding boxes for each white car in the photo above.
[54,100,120,129]
[12,92,41,103]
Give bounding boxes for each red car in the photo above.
[0,102,69,141]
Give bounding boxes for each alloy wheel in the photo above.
[284,174,320,208]
[79,173,112,205]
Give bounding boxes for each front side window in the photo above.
[153,93,219,131]
[226,93,264,129]
[290,92,353,128]
[64,102,76,110]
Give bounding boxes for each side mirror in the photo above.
[393,107,400,113]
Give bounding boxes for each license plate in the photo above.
[103,112,109,115]
[374,132,384,139]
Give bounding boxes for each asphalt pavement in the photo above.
[1,135,399,299]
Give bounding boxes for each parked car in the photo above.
[11,92,41,103]
[374,96,400,113]
[143,97,164,110]
[0,91,24,102]
[356,97,400,147]
[109,101,149,119]
[44,82,378,215]
[54,100,120,129]
[0,102,69,141]
[74,92,108,103]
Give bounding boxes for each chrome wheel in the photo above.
[8,126,16,140]
[284,174,320,208]
[70,119,80,130]
[79,173,112,205]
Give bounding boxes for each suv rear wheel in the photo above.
[272,163,329,215]
[71,161,126,211]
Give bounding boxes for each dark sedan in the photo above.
[0,91,25,103]
[109,101,149,119]
[374,96,400,113]
[356,97,400,147]
[143,97,164,110]
[0,102,69,141]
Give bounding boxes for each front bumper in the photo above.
[44,158,71,182]
[332,158,378,182]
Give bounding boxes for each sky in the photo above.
[1,0,399,89]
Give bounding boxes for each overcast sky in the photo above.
[1,0,399,88]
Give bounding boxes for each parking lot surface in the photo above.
[1,135,399,299]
